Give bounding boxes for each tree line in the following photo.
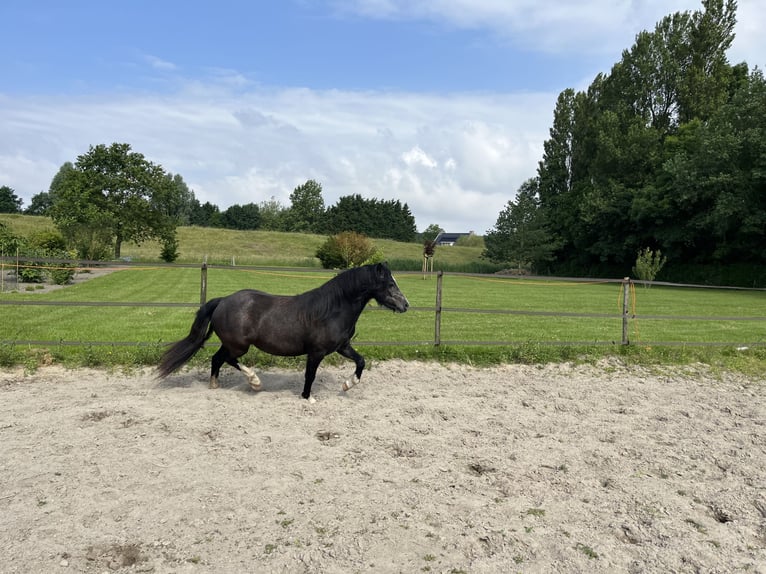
[484,0,765,286]
[0,145,417,261]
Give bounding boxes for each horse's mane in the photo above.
[299,265,382,322]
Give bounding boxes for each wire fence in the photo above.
[1,258,765,349]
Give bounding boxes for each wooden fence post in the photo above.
[434,271,443,346]
[200,262,208,305]
[622,277,631,345]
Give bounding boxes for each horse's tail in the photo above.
[157,297,224,378]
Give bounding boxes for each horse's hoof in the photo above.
[307,396,317,404]
[342,381,350,392]
[209,379,219,389]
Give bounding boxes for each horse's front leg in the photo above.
[301,352,325,403]
[337,343,365,392]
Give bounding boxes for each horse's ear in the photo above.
[375,262,389,277]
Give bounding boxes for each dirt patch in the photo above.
[1,361,764,572]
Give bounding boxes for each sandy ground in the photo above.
[1,360,765,573]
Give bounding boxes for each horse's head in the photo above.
[370,263,409,313]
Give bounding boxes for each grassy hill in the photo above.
[0,214,490,271]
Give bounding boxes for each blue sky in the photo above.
[1,1,763,234]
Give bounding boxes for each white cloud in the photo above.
[335,0,697,54]
[402,146,437,168]
[335,0,763,64]
[145,55,177,71]
[727,0,766,68]
[0,87,554,234]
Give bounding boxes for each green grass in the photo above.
[0,213,58,238]
[0,214,486,270]
[1,266,765,373]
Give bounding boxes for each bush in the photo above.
[0,222,22,254]
[160,234,179,263]
[29,230,67,251]
[48,250,76,285]
[316,231,382,269]
[632,248,667,286]
[16,246,46,283]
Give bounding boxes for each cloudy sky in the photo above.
[1,1,763,234]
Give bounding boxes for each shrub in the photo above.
[160,234,179,263]
[632,248,667,286]
[0,222,22,254]
[16,246,46,283]
[316,231,382,269]
[29,230,67,251]
[47,250,76,285]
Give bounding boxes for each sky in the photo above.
[0,1,763,235]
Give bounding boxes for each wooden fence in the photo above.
[1,259,765,349]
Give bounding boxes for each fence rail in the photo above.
[1,261,765,349]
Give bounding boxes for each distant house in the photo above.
[434,232,472,246]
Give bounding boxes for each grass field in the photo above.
[1,265,765,373]
[0,214,487,270]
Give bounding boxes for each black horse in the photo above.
[157,263,409,402]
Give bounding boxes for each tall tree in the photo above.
[221,203,261,230]
[421,224,444,243]
[0,186,23,213]
[661,67,766,263]
[284,179,326,233]
[189,200,222,227]
[151,173,196,225]
[324,194,417,241]
[25,192,54,215]
[483,179,560,272]
[257,196,288,231]
[533,0,743,275]
[50,143,178,259]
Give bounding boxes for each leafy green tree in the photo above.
[0,186,22,213]
[258,196,288,230]
[151,173,196,225]
[483,179,560,272]
[221,203,261,230]
[324,194,417,241]
[660,67,766,264]
[531,0,746,277]
[189,200,222,227]
[537,87,596,267]
[421,224,444,243]
[50,143,178,259]
[25,192,54,215]
[284,179,326,233]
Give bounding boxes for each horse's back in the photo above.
[217,289,285,319]
[211,289,301,350]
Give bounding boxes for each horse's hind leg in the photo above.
[337,343,365,392]
[210,345,262,391]
[209,346,227,389]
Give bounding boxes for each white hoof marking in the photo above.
[241,364,262,390]
[342,376,361,392]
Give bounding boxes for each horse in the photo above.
[157,262,409,402]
